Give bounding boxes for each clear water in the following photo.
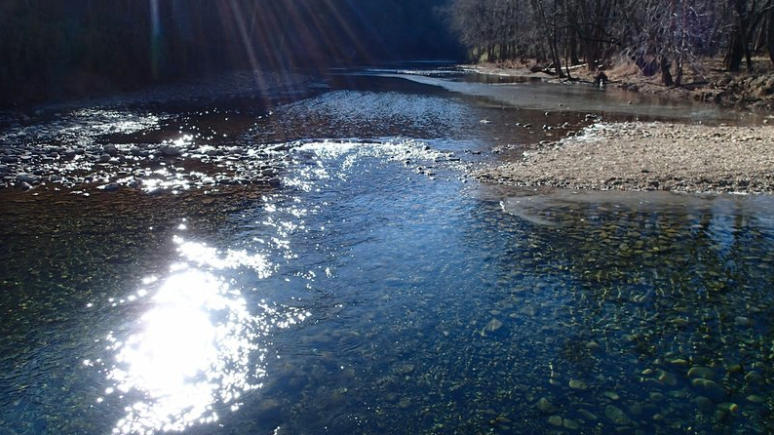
[0,73,773,435]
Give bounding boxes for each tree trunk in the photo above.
[768,8,774,66]
[725,33,745,71]
[661,56,674,87]
[533,0,565,77]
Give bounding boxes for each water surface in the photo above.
[0,71,772,435]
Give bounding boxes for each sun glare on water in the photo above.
[102,238,309,434]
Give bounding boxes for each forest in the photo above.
[445,0,774,86]
[5,0,774,107]
[0,0,459,107]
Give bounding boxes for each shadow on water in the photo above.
[0,69,773,435]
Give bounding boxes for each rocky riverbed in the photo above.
[0,71,317,193]
[477,122,774,194]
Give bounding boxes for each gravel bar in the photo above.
[477,122,774,194]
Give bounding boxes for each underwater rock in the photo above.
[548,415,563,427]
[687,366,716,380]
[604,405,631,425]
[16,173,39,184]
[734,316,752,327]
[577,409,598,421]
[481,318,504,335]
[536,397,557,414]
[744,371,763,385]
[160,145,182,157]
[717,402,740,416]
[399,364,415,375]
[690,378,726,402]
[563,418,579,430]
[569,379,588,390]
[694,396,714,413]
[656,370,677,386]
[746,395,764,403]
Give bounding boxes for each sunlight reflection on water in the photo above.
[101,237,308,434]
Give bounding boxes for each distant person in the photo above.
[594,72,608,88]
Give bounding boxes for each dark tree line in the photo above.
[445,0,774,84]
[0,0,461,107]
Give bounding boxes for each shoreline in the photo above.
[476,122,774,194]
[464,61,774,112]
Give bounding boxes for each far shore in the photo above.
[464,59,774,111]
[476,122,774,194]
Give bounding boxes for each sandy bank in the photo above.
[477,122,774,194]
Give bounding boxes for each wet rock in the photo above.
[16,173,39,184]
[547,415,563,427]
[481,318,503,335]
[691,378,726,402]
[1,155,19,163]
[569,379,588,390]
[717,402,740,416]
[665,358,689,366]
[746,395,764,403]
[734,316,752,327]
[744,370,763,385]
[577,409,598,421]
[656,370,677,386]
[104,144,119,156]
[687,366,716,380]
[563,418,579,430]
[268,177,282,188]
[604,405,631,425]
[536,397,557,414]
[399,364,415,375]
[585,340,600,350]
[160,145,182,157]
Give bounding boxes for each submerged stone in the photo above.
[744,371,763,385]
[563,418,579,430]
[577,409,598,421]
[569,379,588,390]
[746,395,764,403]
[717,403,740,416]
[548,415,563,427]
[687,366,716,380]
[694,396,714,413]
[604,405,631,425]
[536,397,557,414]
[656,370,677,386]
[481,318,503,335]
[734,316,752,327]
[690,378,726,402]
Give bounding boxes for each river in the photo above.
[0,67,772,435]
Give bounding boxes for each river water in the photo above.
[0,69,773,435]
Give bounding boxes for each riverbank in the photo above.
[466,57,774,111]
[476,122,774,194]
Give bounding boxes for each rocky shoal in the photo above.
[477,122,774,194]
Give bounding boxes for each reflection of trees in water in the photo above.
[474,197,774,433]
